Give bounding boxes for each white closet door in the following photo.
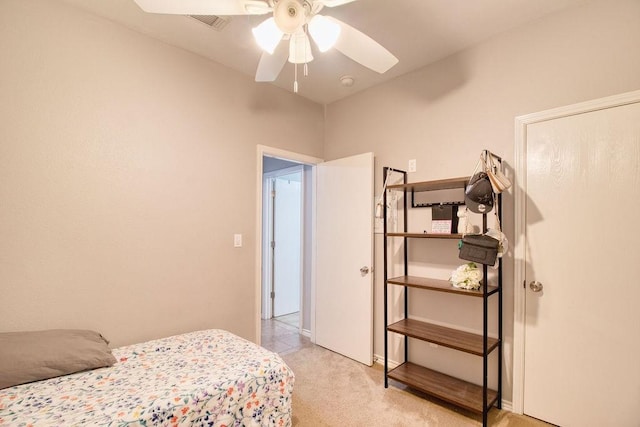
[523,100,640,426]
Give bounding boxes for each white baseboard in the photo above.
[301,329,311,338]
[373,353,401,369]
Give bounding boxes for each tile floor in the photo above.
[261,312,313,355]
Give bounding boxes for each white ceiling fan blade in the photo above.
[256,40,289,82]
[132,0,270,15]
[327,16,398,74]
[317,0,358,7]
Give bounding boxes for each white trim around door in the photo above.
[255,145,323,345]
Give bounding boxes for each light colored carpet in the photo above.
[282,345,551,426]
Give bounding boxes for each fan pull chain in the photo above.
[293,34,299,93]
[304,26,309,77]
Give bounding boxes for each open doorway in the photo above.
[255,146,375,362]
[256,146,322,354]
[262,161,303,329]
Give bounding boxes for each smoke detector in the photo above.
[340,75,355,87]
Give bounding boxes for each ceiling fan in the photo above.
[132,0,398,92]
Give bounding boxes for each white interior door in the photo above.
[521,98,640,425]
[273,172,302,317]
[316,152,374,366]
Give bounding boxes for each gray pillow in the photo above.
[0,329,117,389]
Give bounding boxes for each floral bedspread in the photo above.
[0,329,294,426]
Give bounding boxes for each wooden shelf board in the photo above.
[387,232,463,239]
[387,177,470,192]
[387,276,498,297]
[387,318,499,356]
[388,362,498,414]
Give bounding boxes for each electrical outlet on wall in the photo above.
[408,159,417,173]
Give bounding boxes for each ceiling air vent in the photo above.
[189,15,231,31]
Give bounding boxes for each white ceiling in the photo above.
[61,0,588,105]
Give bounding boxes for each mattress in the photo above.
[0,329,294,426]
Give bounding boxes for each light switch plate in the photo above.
[234,234,242,247]
[408,159,417,173]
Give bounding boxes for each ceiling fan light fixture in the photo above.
[274,0,306,34]
[252,17,283,54]
[289,32,314,64]
[308,14,341,52]
[132,0,398,92]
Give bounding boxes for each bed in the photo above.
[0,329,294,426]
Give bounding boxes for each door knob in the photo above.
[529,281,543,292]
[360,266,370,275]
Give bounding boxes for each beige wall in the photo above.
[0,0,324,347]
[3,0,640,409]
[324,0,640,404]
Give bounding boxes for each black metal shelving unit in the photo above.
[382,160,503,427]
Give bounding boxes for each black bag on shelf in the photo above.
[458,234,499,265]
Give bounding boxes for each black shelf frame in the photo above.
[382,166,408,388]
[382,157,503,427]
